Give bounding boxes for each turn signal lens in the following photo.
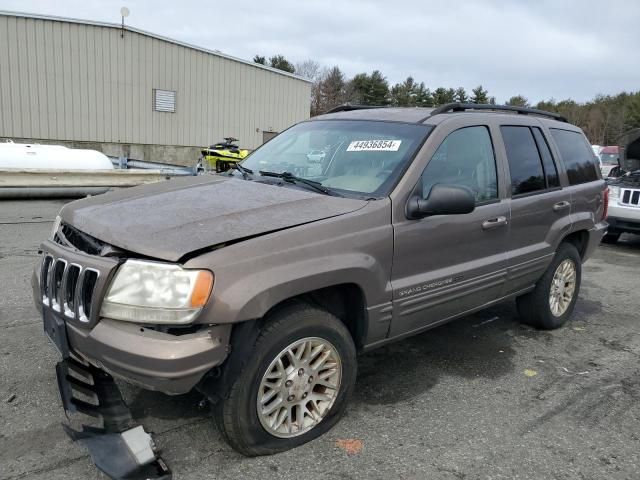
[190,271,214,308]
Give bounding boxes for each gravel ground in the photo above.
[1,199,639,480]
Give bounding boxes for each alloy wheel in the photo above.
[257,337,342,438]
[549,259,577,317]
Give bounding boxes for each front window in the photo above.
[240,120,432,197]
[421,126,498,203]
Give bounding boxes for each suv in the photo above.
[34,103,607,457]
[604,129,640,242]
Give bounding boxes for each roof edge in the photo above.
[0,10,312,84]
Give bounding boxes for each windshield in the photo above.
[240,120,432,197]
[600,153,619,165]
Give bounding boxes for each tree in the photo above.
[506,95,530,107]
[346,71,389,105]
[625,93,640,131]
[415,83,433,107]
[367,70,389,105]
[390,76,419,106]
[471,85,489,104]
[268,55,295,73]
[455,87,468,103]
[294,59,321,81]
[253,55,266,65]
[432,87,455,106]
[317,66,347,113]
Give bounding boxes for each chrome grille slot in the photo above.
[41,254,101,323]
[41,255,54,305]
[63,264,82,318]
[50,259,67,312]
[77,269,99,323]
[620,188,640,207]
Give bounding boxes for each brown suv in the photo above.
[34,103,608,457]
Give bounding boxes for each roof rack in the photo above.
[430,103,567,123]
[323,104,386,114]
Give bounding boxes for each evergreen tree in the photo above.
[455,87,468,103]
[268,55,295,73]
[348,71,390,105]
[432,87,449,106]
[415,83,433,107]
[390,77,418,106]
[506,95,530,107]
[253,55,266,65]
[367,70,389,105]
[471,85,489,104]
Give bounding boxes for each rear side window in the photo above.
[501,126,545,195]
[549,128,599,185]
[532,127,560,188]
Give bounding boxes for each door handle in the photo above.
[553,201,571,212]
[482,216,508,230]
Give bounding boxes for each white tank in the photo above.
[0,141,113,170]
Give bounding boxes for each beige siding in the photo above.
[0,14,311,149]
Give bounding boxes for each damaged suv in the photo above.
[34,103,607,459]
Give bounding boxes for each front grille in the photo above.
[620,189,640,207]
[55,224,108,256]
[41,255,100,323]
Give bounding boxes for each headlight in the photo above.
[100,260,214,324]
[609,185,620,199]
[50,215,62,240]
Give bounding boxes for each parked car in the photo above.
[604,130,640,242]
[34,103,607,457]
[599,145,623,178]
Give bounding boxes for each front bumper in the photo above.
[67,320,231,394]
[34,239,232,395]
[607,202,640,234]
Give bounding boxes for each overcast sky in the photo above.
[1,0,638,103]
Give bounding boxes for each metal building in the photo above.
[0,11,311,165]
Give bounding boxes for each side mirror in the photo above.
[406,184,476,219]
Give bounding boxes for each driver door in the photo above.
[390,124,509,337]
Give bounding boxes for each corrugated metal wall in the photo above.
[0,14,311,150]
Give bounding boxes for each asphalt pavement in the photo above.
[1,199,639,480]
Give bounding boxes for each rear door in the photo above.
[499,122,573,295]
[390,120,510,337]
[548,127,605,233]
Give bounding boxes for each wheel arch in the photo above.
[197,283,369,403]
[559,229,589,260]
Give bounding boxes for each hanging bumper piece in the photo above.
[56,357,172,480]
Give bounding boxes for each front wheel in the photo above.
[517,242,582,330]
[213,303,357,456]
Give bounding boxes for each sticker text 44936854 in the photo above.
[346,140,402,152]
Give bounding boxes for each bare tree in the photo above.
[295,59,322,81]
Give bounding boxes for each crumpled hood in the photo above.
[61,175,367,262]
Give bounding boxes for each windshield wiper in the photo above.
[259,171,342,197]
[230,163,253,179]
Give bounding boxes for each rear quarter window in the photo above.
[549,129,600,185]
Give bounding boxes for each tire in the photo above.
[213,302,357,456]
[602,232,620,244]
[516,242,582,330]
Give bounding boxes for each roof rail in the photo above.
[430,103,567,123]
[323,104,386,114]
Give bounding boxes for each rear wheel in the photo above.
[213,303,357,456]
[517,242,581,330]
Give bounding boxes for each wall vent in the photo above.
[153,89,176,112]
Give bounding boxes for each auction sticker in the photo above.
[347,140,402,152]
